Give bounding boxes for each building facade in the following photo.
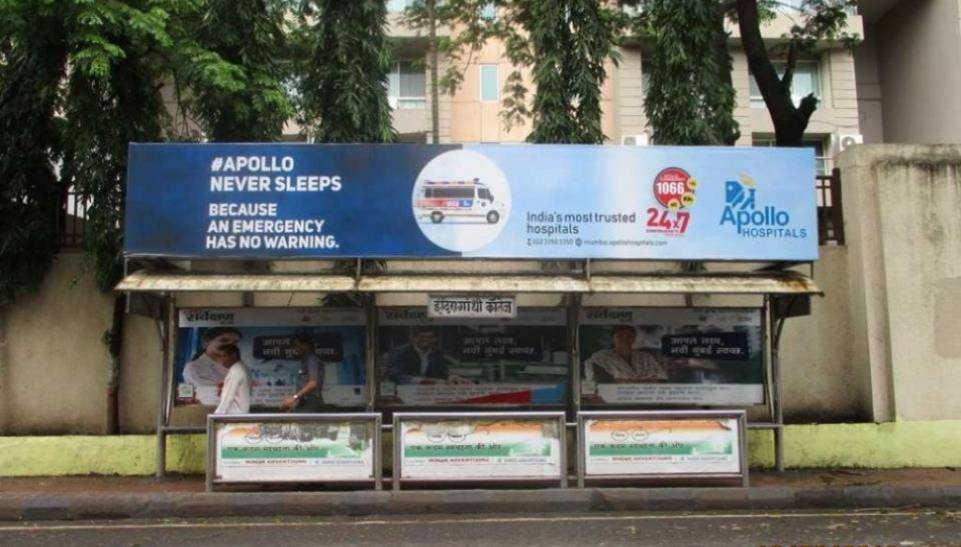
[855,0,961,145]
[382,2,866,175]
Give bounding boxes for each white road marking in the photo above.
[0,510,954,533]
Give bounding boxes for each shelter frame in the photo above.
[121,259,818,478]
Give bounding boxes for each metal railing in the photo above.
[58,186,88,247]
[816,167,845,246]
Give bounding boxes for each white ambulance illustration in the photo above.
[414,178,504,224]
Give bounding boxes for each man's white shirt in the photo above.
[214,361,251,415]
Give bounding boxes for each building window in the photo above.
[750,61,821,109]
[641,56,651,94]
[388,61,426,110]
[775,0,804,13]
[387,0,418,13]
[753,135,830,175]
[480,64,499,102]
[480,2,497,20]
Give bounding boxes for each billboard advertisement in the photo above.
[396,415,564,481]
[377,308,568,406]
[124,143,817,261]
[175,308,366,409]
[212,418,376,483]
[582,415,743,476]
[579,308,764,406]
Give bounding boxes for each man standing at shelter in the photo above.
[213,345,251,415]
[281,334,326,412]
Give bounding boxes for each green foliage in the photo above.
[180,0,292,141]
[515,0,622,144]
[626,0,857,147]
[0,0,301,299]
[0,2,67,304]
[405,0,623,144]
[295,0,396,143]
[641,0,739,145]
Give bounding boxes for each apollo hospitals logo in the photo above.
[719,174,807,239]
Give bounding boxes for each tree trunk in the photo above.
[711,3,738,146]
[106,294,125,434]
[427,0,440,144]
[735,0,816,147]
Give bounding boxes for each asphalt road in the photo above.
[1,509,959,546]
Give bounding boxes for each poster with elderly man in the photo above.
[579,308,764,406]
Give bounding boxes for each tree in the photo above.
[296,0,395,143]
[641,0,739,145]
[516,0,622,143]
[0,2,68,304]
[0,0,291,431]
[406,0,624,144]
[736,0,858,146]
[185,0,291,141]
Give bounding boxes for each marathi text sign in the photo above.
[581,412,745,478]
[428,295,517,319]
[396,414,564,482]
[211,416,378,483]
[124,143,817,261]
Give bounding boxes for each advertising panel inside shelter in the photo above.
[214,419,376,483]
[398,417,563,481]
[377,308,568,406]
[583,416,742,476]
[174,308,366,409]
[579,308,764,406]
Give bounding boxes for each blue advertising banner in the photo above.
[124,143,817,260]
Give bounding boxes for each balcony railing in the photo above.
[58,186,88,248]
[816,168,845,246]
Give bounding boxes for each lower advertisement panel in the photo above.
[578,410,748,486]
[393,412,566,488]
[207,413,381,488]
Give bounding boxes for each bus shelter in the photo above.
[117,143,821,487]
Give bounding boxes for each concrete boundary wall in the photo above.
[839,145,961,421]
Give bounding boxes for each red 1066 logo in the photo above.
[647,167,697,235]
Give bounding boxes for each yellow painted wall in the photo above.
[3,421,961,477]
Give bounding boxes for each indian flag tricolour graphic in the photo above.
[585,419,740,476]
[401,420,561,480]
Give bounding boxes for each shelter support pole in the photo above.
[155,294,173,478]
[365,294,377,412]
[568,292,582,487]
[768,295,792,472]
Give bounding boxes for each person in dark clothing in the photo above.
[386,327,470,385]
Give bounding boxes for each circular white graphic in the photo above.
[411,149,512,253]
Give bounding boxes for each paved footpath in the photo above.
[1,510,960,546]
[0,469,960,522]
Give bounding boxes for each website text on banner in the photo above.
[124,144,818,261]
